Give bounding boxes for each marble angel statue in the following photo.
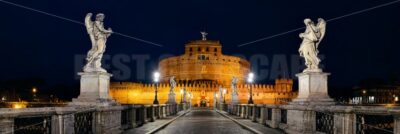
[83,13,113,72]
[298,18,326,72]
[169,76,176,93]
[231,76,238,95]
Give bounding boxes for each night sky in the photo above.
[0,0,399,88]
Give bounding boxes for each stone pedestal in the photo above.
[229,94,239,112]
[290,72,335,105]
[166,92,176,104]
[70,72,117,106]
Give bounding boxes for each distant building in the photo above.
[350,85,400,105]
[109,35,297,106]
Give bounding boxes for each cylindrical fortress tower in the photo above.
[159,39,250,86]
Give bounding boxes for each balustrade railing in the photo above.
[356,114,393,134]
[14,116,52,134]
[225,104,400,134]
[74,110,94,134]
[0,103,184,134]
[316,111,334,134]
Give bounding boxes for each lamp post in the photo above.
[153,71,160,104]
[247,72,254,104]
[180,88,184,104]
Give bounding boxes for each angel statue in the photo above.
[83,13,113,73]
[299,18,326,72]
[231,76,238,95]
[169,76,176,93]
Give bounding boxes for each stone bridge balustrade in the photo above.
[227,104,400,134]
[0,103,184,134]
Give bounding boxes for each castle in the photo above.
[109,33,297,106]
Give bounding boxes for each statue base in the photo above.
[229,94,239,112]
[166,92,176,104]
[290,71,335,105]
[231,94,239,105]
[69,72,118,107]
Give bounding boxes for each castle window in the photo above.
[198,55,207,60]
[214,48,217,52]
[206,47,209,52]
[189,48,193,52]
[198,47,201,52]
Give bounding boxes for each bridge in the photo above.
[1,102,399,134]
[0,11,398,134]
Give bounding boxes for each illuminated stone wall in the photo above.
[109,79,297,106]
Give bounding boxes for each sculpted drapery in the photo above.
[84,13,113,73]
[299,18,326,72]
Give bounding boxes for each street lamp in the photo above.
[153,71,160,104]
[247,72,254,104]
[180,88,184,104]
[32,88,37,93]
[223,88,227,104]
[32,87,38,102]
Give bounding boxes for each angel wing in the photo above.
[315,18,326,49]
[84,13,95,47]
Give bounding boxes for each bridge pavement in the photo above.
[124,107,284,134]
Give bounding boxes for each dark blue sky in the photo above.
[0,0,399,87]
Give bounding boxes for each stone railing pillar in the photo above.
[155,105,160,119]
[270,108,281,128]
[142,106,147,123]
[166,104,171,116]
[0,118,13,134]
[165,105,169,116]
[245,105,251,119]
[94,107,122,134]
[394,115,400,134]
[158,105,161,118]
[259,106,266,124]
[236,105,241,116]
[150,105,156,122]
[232,105,236,114]
[334,113,356,134]
[240,105,246,118]
[251,105,257,122]
[161,105,166,118]
[130,107,137,128]
[51,108,75,134]
[286,109,315,134]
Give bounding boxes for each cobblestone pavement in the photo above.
[155,108,252,134]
